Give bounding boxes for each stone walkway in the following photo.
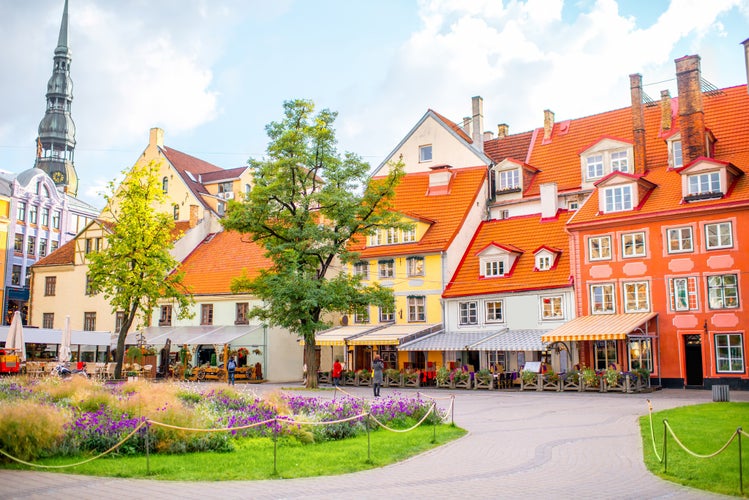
[1,385,743,499]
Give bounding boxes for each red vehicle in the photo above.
[0,349,21,374]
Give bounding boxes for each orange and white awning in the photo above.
[311,325,381,346]
[541,312,657,343]
[348,324,441,346]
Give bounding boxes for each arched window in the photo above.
[162,177,168,194]
[173,204,179,220]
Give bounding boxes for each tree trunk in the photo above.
[304,338,318,389]
[114,303,139,380]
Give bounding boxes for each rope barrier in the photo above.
[646,399,663,463]
[277,413,367,427]
[148,418,277,433]
[664,420,738,459]
[369,404,436,433]
[418,392,455,401]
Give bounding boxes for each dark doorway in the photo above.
[684,335,703,387]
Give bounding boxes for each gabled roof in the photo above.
[178,230,272,295]
[200,166,249,184]
[483,130,534,164]
[160,146,225,209]
[32,238,76,267]
[443,211,574,298]
[351,166,487,258]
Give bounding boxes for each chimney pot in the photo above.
[471,96,484,152]
[497,123,509,138]
[629,73,647,174]
[543,110,555,142]
[483,131,494,141]
[675,54,706,163]
[742,38,749,95]
[660,90,672,132]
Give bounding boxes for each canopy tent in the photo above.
[0,326,111,346]
[124,325,265,348]
[310,325,382,346]
[541,312,658,343]
[399,328,548,352]
[347,323,441,346]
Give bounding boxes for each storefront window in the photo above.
[594,340,618,370]
[628,338,652,372]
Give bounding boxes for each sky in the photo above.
[0,0,747,208]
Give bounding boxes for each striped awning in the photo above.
[399,330,498,351]
[471,329,548,352]
[541,312,658,342]
[312,325,381,346]
[348,324,441,346]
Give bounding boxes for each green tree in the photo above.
[222,99,405,388]
[88,161,193,379]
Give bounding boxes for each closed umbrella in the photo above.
[59,315,72,363]
[5,311,26,362]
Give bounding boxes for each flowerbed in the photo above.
[0,378,444,461]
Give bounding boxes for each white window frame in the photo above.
[498,169,520,191]
[588,235,612,261]
[458,301,478,326]
[536,254,552,271]
[378,260,395,279]
[541,295,564,320]
[715,333,744,373]
[386,227,399,245]
[688,171,720,196]
[407,256,424,277]
[402,227,416,242]
[407,296,426,322]
[669,277,698,312]
[623,281,650,313]
[590,283,615,314]
[705,222,733,250]
[621,232,646,258]
[610,150,629,173]
[419,145,433,163]
[671,139,683,168]
[483,259,506,277]
[354,308,370,324]
[707,274,739,310]
[586,154,604,180]
[485,300,504,323]
[603,185,633,212]
[667,227,693,253]
[379,306,394,323]
[353,261,369,280]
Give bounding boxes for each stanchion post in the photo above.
[273,418,278,476]
[738,427,743,496]
[663,419,668,473]
[451,395,455,425]
[145,421,150,475]
[366,414,371,463]
[432,403,436,443]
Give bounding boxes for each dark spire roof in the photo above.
[56,0,70,56]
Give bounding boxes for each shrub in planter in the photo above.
[581,367,599,388]
[435,366,450,388]
[384,369,402,387]
[474,369,493,389]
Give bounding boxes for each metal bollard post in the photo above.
[367,414,371,463]
[432,403,437,443]
[739,427,743,495]
[451,395,455,425]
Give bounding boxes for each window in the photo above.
[672,140,683,168]
[628,338,653,372]
[85,238,101,254]
[536,254,552,271]
[83,312,96,331]
[378,260,394,279]
[603,185,633,212]
[41,208,49,227]
[594,340,618,370]
[542,296,563,320]
[407,256,424,277]
[586,155,604,179]
[85,274,96,295]
[353,261,369,279]
[379,306,394,322]
[28,205,38,224]
[407,296,425,322]
[200,304,214,325]
[588,236,611,261]
[162,177,168,193]
[667,227,693,253]
[419,145,432,162]
[386,227,399,244]
[51,240,58,253]
[715,334,744,373]
[623,281,650,313]
[459,302,478,325]
[498,169,520,191]
[688,172,720,196]
[669,277,698,311]
[39,238,48,257]
[27,236,35,256]
[11,265,21,286]
[14,234,22,253]
[354,308,369,324]
[610,150,629,172]
[707,274,739,309]
[591,284,615,314]
[42,313,54,329]
[16,202,26,222]
[621,232,645,258]
[115,312,125,333]
[484,260,505,277]
[568,200,579,210]
[485,300,504,323]
[369,227,415,246]
[236,303,249,325]
[705,222,733,250]
[159,305,173,326]
[44,276,56,296]
[402,227,416,243]
[52,211,60,229]
[173,205,179,220]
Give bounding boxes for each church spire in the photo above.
[35,0,78,196]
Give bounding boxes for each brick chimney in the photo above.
[471,96,484,152]
[497,123,509,138]
[629,74,647,174]
[743,38,749,94]
[543,109,555,142]
[189,204,199,228]
[149,127,164,148]
[660,90,672,132]
[675,54,706,163]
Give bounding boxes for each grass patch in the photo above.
[640,402,749,497]
[3,424,465,480]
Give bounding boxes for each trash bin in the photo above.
[712,384,730,402]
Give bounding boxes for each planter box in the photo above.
[404,374,420,388]
[520,374,541,391]
[454,377,471,389]
[356,373,372,386]
[582,376,603,392]
[343,372,356,386]
[474,376,493,390]
[542,375,561,391]
[561,374,581,392]
[384,373,403,387]
[317,371,331,384]
[436,379,453,389]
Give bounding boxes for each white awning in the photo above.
[348,324,441,346]
[399,330,498,351]
[0,326,111,347]
[470,329,548,352]
[125,325,265,348]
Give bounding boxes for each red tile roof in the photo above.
[443,211,574,298]
[431,110,472,143]
[161,146,224,199]
[31,238,76,267]
[178,230,272,295]
[483,130,534,164]
[351,166,486,258]
[200,166,248,183]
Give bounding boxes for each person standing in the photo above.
[332,357,342,387]
[227,357,236,386]
[372,354,384,397]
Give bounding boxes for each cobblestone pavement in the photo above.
[1,385,744,499]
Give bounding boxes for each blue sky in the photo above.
[0,0,747,207]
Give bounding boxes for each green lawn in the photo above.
[3,425,466,481]
[640,402,749,497]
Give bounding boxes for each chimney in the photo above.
[497,123,509,138]
[543,109,555,142]
[675,54,706,163]
[483,131,494,142]
[540,183,559,219]
[743,38,749,94]
[471,96,484,151]
[462,117,471,137]
[629,74,647,174]
[189,204,198,228]
[149,127,164,148]
[660,90,672,132]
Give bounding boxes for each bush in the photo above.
[0,400,69,460]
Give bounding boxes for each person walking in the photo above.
[227,357,236,386]
[332,357,342,387]
[372,354,384,397]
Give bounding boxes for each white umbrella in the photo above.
[5,311,26,362]
[59,315,72,363]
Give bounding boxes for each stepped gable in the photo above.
[443,210,574,298]
[352,166,486,258]
[178,230,271,295]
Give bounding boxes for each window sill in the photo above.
[684,192,723,202]
[495,187,522,195]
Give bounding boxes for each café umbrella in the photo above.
[5,311,26,362]
[58,315,72,363]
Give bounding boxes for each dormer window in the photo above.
[671,140,683,168]
[498,169,520,192]
[537,255,551,271]
[419,145,432,162]
[678,158,741,203]
[586,154,604,179]
[484,259,506,277]
[603,185,633,212]
[478,242,521,278]
[611,151,629,173]
[687,171,720,198]
[533,246,560,271]
[580,139,633,183]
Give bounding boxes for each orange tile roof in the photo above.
[31,238,76,267]
[430,110,472,143]
[569,84,749,226]
[483,130,534,164]
[443,211,574,298]
[352,166,486,258]
[178,230,272,295]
